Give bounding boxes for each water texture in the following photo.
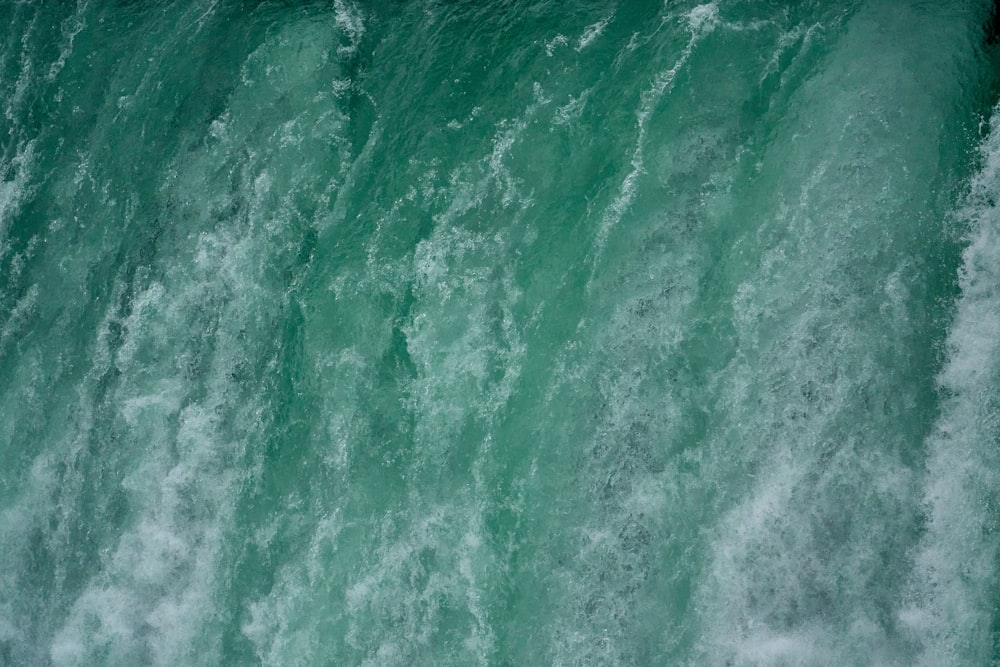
[2,1,1000,665]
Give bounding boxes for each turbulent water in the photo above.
[3,1,1000,665]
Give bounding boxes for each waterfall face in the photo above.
[1,1,999,665]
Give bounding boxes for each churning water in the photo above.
[2,1,1000,665]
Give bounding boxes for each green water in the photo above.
[2,1,1000,664]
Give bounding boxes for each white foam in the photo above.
[247,485,498,665]
[406,221,525,451]
[758,22,822,90]
[0,282,37,354]
[687,3,719,35]
[545,34,569,57]
[553,89,591,126]
[4,28,34,127]
[897,102,1000,665]
[333,0,365,53]
[50,401,236,666]
[114,282,166,370]
[44,89,288,662]
[0,139,36,244]
[577,15,612,51]
[589,4,719,271]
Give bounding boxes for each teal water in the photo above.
[2,1,1000,665]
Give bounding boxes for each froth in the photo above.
[897,102,1000,666]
